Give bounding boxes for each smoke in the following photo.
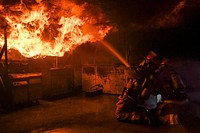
[130,0,200,30]
[150,0,187,29]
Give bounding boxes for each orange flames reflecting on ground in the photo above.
[0,1,112,58]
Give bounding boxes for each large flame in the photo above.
[0,0,112,58]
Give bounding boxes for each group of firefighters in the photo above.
[115,51,189,126]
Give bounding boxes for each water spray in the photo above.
[100,40,130,68]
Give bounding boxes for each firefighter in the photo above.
[133,51,161,91]
[115,78,151,124]
[115,51,162,125]
[158,58,187,100]
[154,58,189,125]
[115,51,190,126]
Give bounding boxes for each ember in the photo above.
[0,0,112,58]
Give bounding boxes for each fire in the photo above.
[0,1,112,58]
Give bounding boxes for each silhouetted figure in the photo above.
[115,51,189,126]
[154,58,189,125]
[115,51,162,125]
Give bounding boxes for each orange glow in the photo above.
[100,40,130,67]
[0,1,112,58]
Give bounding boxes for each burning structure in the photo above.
[0,0,131,109]
[0,0,200,132]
